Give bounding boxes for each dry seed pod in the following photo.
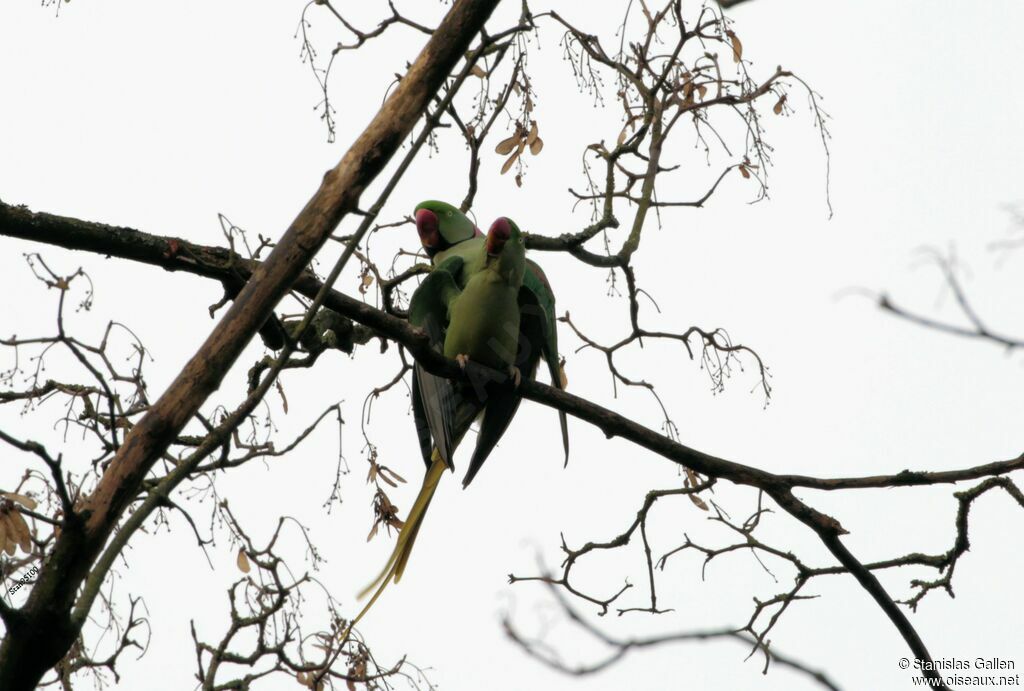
[380,466,405,485]
[2,514,16,555]
[359,272,374,295]
[6,510,26,543]
[2,492,38,510]
[526,121,539,146]
[500,151,520,175]
[529,137,544,155]
[236,548,251,574]
[8,509,31,553]
[726,30,743,63]
[494,135,518,156]
[689,494,709,511]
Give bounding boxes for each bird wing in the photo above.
[523,258,570,464]
[408,257,463,469]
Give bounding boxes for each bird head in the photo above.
[485,217,526,286]
[414,200,479,255]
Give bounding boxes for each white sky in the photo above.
[2,2,1024,690]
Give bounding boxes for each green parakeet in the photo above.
[416,203,570,464]
[351,217,527,624]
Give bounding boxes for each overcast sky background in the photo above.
[2,2,1023,690]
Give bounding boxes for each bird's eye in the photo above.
[519,237,525,244]
[446,211,453,217]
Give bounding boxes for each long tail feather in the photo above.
[337,452,446,645]
[358,452,446,598]
[337,450,446,646]
[392,505,429,583]
[336,564,392,647]
[559,411,569,466]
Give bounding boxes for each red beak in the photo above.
[416,208,441,250]
[486,217,512,255]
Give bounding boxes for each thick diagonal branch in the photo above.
[0,1,500,687]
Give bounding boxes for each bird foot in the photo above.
[508,365,522,388]
[456,354,471,370]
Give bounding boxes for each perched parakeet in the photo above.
[416,204,570,464]
[352,217,527,622]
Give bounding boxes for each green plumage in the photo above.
[353,217,527,621]
[432,235,570,464]
[347,208,571,642]
[443,232,524,367]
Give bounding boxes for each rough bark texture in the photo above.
[0,0,500,686]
